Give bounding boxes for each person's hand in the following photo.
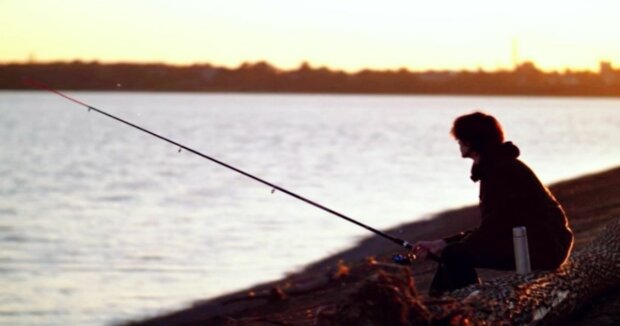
[411,240,447,260]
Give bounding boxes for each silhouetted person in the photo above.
[412,112,574,296]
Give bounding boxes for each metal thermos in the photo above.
[513,226,531,274]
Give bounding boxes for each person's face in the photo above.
[458,140,473,158]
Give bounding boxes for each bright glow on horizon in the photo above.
[1,0,619,72]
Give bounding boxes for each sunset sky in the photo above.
[1,0,619,72]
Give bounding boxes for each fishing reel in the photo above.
[392,251,440,265]
[392,252,417,265]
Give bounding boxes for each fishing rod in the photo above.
[24,77,420,261]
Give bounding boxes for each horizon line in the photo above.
[1,58,615,74]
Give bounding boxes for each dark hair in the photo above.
[451,112,504,152]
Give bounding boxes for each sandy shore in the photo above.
[128,166,620,325]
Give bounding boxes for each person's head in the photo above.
[451,112,504,159]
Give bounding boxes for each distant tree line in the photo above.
[1,60,619,96]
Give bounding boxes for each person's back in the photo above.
[470,141,573,270]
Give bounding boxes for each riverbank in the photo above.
[128,166,620,325]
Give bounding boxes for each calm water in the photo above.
[1,91,619,325]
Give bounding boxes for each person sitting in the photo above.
[412,112,574,296]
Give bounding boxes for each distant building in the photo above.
[600,61,616,86]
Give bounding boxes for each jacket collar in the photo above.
[470,141,520,182]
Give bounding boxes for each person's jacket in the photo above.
[445,142,574,270]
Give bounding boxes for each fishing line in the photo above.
[23,77,417,254]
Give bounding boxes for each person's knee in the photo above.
[441,243,474,265]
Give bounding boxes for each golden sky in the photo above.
[1,0,619,72]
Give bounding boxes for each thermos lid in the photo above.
[513,226,527,237]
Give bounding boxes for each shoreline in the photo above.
[128,165,620,325]
[4,61,620,97]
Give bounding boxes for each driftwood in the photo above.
[319,217,620,325]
